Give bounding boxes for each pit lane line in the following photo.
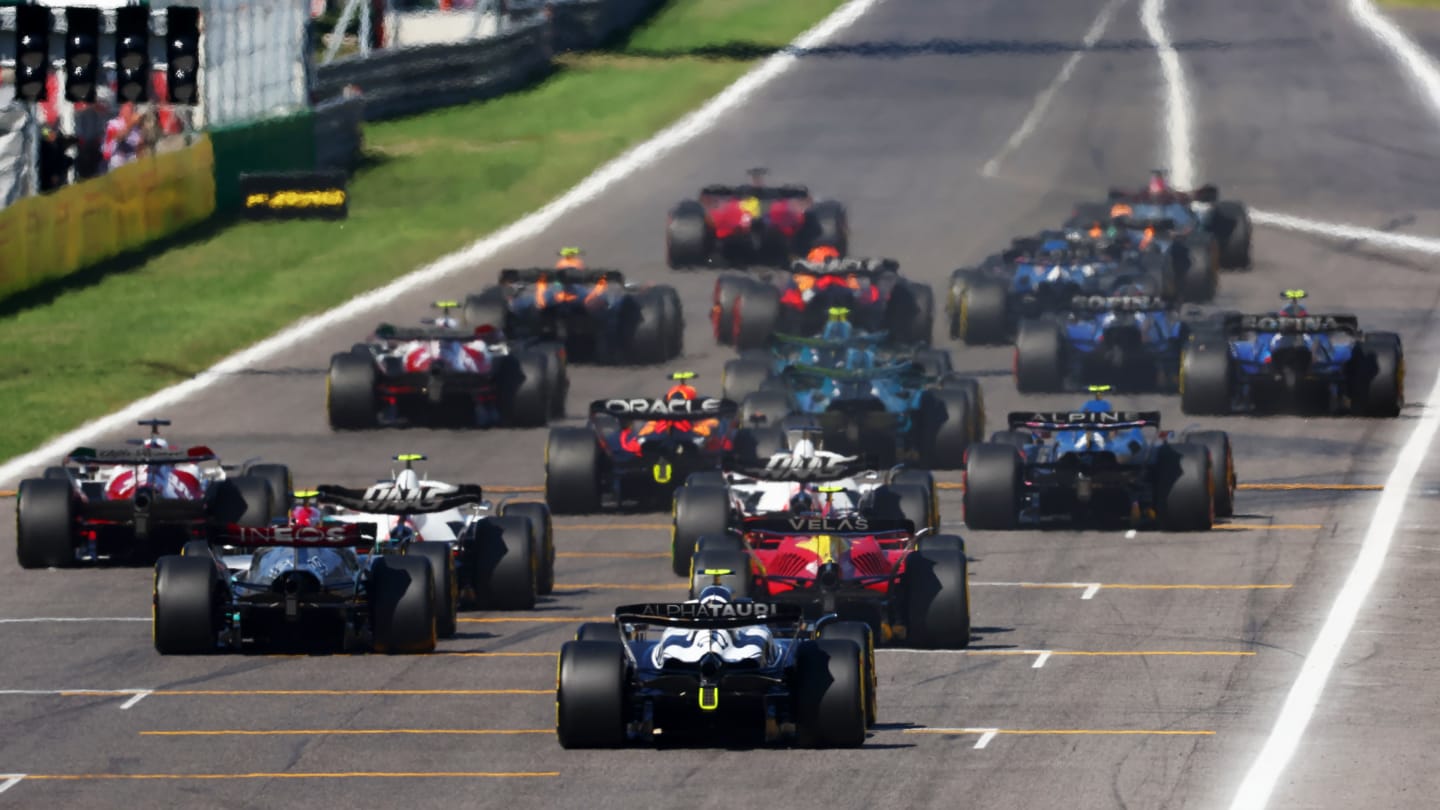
[1138,0,1440,806]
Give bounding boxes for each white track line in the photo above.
[1138,0,1194,187]
[1227,2,1440,807]
[0,775,25,796]
[1031,651,1052,669]
[1080,583,1101,600]
[1250,208,1440,256]
[118,690,152,710]
[973,728,1000,749]
[0,0,889,487]
[981,0,1126,177]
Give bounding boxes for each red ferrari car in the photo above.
[685,512,970,649]
[666,168,848,269]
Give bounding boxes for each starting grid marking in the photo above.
[905,727,1215,749]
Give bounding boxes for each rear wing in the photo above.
[614,601,804,629]
[497,267,626,286]
[66,446,218,465]
[1223,313,1359,335]
[788,257,899,276]
[315,483,485,514]
[725,452,866,482]
[782,362,915,384]
[770,331,887,350]
[1007,410,1162,431]
[214,522,371,548]
[743,515,915,535]
[1066,294,1171,313]
[1111,216,1177,233]
[373,323,482,342]
[698,184,809,200]
[588,397,738,421]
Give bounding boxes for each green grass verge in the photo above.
[0,0,845,462]
[1379,0,1440,8]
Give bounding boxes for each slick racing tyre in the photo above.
[574,622,623,643]
[689,546,753,599]
[955,280,1009,345]
[1175,238,1218,303]
[795,639,866,748]
[801,201,849,257]
[672,485,731,578]
[939,375,986,445]
[15,478,77,569]
[733,284,781,351]
[245,464,294,517]
[1351,331,1404,418]
[868,484,934,534]
[623,290,671,365]
[656,285,685,361]
[963,443,1022,530]
[370,555,438,654]
[463,287,509,330]
[153,554,224,654]
[723,357,775,402]
[469,515,538,610]
[886,282,935,345]
[740,391,790,429]
[500,351,552,427]
[1214,200,1252,269]
[557,641,629,748]
[901,534,971,649]
[1156,444,1214,532]
[917,389,974,469]
[891,468,939,531]
[410,541,459,638]
[208,477,276,529]
[502,501,555,595]
[667,200,712,269]
[534,341,569,419]
[713,276,751,346]
[1181,430,1236,518]
[545,428,602,514]
[1179,343,1233,415]
[327,350,378,429]
[1014,319,1065,393]
[818,621,877,726]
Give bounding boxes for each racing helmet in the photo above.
[807,244,841,263]
[789,484,820,514]
[1147,170,1170,195]
[1110,203,1134,220]
[697,584,733,607]
[554,247,585,270]
[1279,289,1307,317]
[666,371,699,401]
[143,437,170,449]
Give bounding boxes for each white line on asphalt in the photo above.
[1081,583,1102,600]
[974,729,1000,749]
[119,690,152,710]
[0,689,147,697]
[0,0,889,487]
[981,0,1126,177]
[1228,3,1440,808]
[1124,529,1137,539]
[1139,0,1194,187]
[1250,208,1440,256]
[1031,651,1052,669]
[0,617,148,624]
[0,775,25,796]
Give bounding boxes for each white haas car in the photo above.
[665,431,939,577]
[14,418,293,569]
[314,454,556,609]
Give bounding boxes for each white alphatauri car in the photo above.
[666,432,939,577]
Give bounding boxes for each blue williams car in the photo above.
[962,389,1235,531]
[1013,291,1188,393]
[1179,290,1403,417]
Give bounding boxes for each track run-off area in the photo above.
[6,0,1440,807]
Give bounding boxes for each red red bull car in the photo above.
[14,419,291,568]
[686,513,970,649]
[666,169,848,269]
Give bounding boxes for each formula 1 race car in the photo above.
[730,343,984,470]
[683,505,970,650]
[962,392,1235,531]
[326,302,567,429]
[1179,291,1404,417]
[152,461,549,654]
[713,258,935,349]
[669,437,940,577]
[544,374,741,513]
[1013,291,1187,393]
[14,419,292,568]
[1073,170,1251,270]
[666,168,848,269]
[557,596,871,748]
[946,232,1151,345]
[462,266,684,367]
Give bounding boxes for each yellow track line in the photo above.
[1097,584,1292,591]
[960,650,1254,657]
[557,551,669,559]
[142,729,550,737]
[21,771,557,781]
[552,583,684,591]
[1214,524,1323,531]
[554,524,669,531]
[458,616,609,624]
[1237,483,1382,491]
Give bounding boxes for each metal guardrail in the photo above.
[311,0,667,123]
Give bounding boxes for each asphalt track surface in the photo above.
[4,0,1440,807]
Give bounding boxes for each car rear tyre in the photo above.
[901,535,971,649]
[818,621,877,726]
[688,548,753,599]
[1015,319,1065,393]
[957,281,1010,345]
[327,351,377,429]
[153,554,223,654]
[917,389,974,469]
[868,484,934,534]
[245,463,294,517]
[371,555,438,654]
[667,201,712,269]
[1156,444,1214,531]
[502,501,555,595]
[208,476,275,529]
[963,443,1022,530]
[733,285,781,351]
[557,641,629,748]
[501,351,551,427]
[740,391,790,429]
[1351,331,1404,418]
[1181,430,1236,517]
[469,515,537,610]
[672,485,731,578]
[1180,344,1233,415]
[545,428,602,514]
[723,357,775,402]
[409,542,458,638]
[795,639,866,748]
[16,478,77,569]
[463,287,509,330]
[712,276,750,346]
[1214,200,1252,269]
